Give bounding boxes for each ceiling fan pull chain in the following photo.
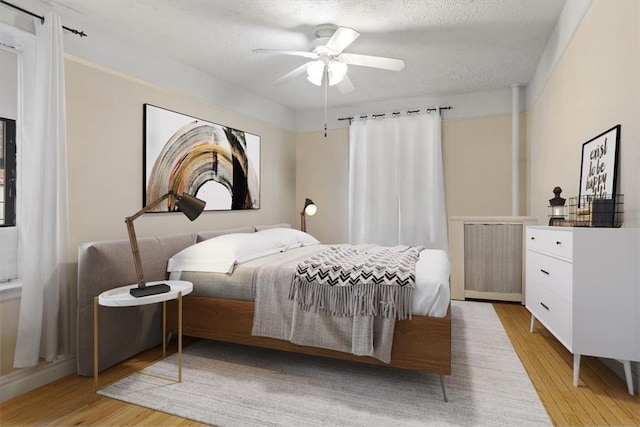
[324,65,328,138]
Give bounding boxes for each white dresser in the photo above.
[525,226,640,395]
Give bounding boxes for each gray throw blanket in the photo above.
[289,245,423,321]
[251,244,423,363]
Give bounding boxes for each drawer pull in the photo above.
[556,241,562,245]
[540,269,550,275]
[530,236,535,240]
[540,302,549,310]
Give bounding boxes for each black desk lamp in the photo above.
[300,198,317,233]
[125,191,206,297]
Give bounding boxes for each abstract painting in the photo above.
[144,104,260,212]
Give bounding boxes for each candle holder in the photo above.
[547,187,567,226]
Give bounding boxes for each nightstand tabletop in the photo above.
[98,280,193,307]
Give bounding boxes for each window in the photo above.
[0,36,20,286]
[0,117,16,226]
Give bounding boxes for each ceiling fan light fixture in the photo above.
[328,61,348,86]
[307,60,325,86]
[307,74,323,86]
[254,24,404,91]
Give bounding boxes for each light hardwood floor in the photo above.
[1,302,638,426]
[493,302,639,426]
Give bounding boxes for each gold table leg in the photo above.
[163,301,166,357]
[93,290,184,393]
[178,290,182,382]
[93,296,98,391]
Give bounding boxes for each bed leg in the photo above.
[439,375,448,402]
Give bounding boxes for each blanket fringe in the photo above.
[289,279,413,320]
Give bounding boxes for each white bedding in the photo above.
[167,228,451,317]
[170,243,451,318]
[413,248,451,317]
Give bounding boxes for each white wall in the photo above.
[0,47,17,119]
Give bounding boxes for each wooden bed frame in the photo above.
[177,296,452,399]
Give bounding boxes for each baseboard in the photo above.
[0,356,76,403]
[601,358,639,395]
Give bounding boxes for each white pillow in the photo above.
[256,227,320,250]
[167,233,282,273]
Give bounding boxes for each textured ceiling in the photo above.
[52,0,566,111]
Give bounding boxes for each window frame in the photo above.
[0,117,17,227]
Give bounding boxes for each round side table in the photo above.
[93,280,193,391]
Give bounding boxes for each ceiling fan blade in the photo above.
[339,53,405,71]
[272,62,311,86]
[336,74,355,94]
[252,48,318,59]
[325,27,360,53]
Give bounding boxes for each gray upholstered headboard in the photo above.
[76,224,289,376]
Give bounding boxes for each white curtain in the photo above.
[14,13,70,367]
[348,112,448,250]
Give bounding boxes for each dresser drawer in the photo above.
[526,250,573,302]
[526,282,573,349]
[526,228,573,260]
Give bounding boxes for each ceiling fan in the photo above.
[253,24,405,93]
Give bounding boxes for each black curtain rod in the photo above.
[338,106,452,124]
[0,0,87,37]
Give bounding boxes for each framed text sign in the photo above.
[578,124,620,207]
[143,104,260,212]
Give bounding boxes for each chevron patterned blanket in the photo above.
[289,245,424,320]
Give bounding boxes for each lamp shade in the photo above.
[307,60,325,86]
[175,193,206,221]
[328,61,347,86]
[304,198,317,216]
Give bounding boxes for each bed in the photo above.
[77,224,451,398]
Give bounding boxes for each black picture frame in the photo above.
[578,124,620,208]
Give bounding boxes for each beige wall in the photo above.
[443,113,527,218]
[0,298,19,374]
[296,114,519,244]
[527,0,639,226]
[65,57,298,255]
[295,128,349,244]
